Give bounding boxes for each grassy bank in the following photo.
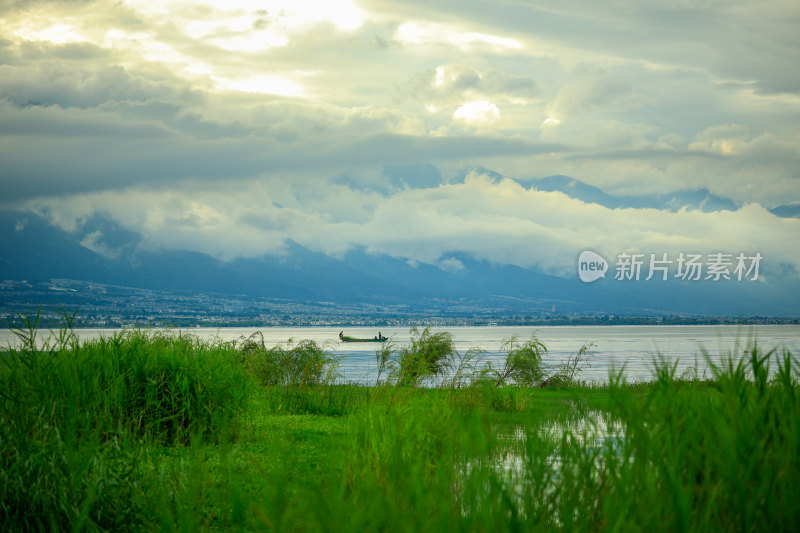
[1,319,798,531]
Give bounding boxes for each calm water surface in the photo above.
[2,325,798,384]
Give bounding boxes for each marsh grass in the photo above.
[377,329,595,390]
[243,347,799,532]
[2,316,798,531]
[2,328,249,444]
[262,384,372,415]
[238,332,340,386]
[0,318,250,530]
[392,326,457,386]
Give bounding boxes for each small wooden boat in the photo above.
[339,332,388,343]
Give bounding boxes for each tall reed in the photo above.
[0,322,250,530]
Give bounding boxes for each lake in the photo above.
[2,325,799,385]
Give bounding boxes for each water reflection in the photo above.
[459,410,626,517]
[497,410,625,475]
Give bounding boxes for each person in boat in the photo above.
[378,332,384,340]
[339,331,344,341]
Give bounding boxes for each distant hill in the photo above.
[531,175,740,212]
[1,205,798,317]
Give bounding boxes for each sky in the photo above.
[1,0,799,279]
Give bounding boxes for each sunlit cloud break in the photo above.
[0,0,798,296]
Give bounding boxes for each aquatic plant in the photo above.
[391,326,457,386]
[493,333,547,386]
[540,341,596,387]
[238,332,340,386]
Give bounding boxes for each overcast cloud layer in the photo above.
[1,0,799,277]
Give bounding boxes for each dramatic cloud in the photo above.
[1,0,799,280]
[26,172,800,282]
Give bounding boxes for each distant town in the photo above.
[2,279,797,329]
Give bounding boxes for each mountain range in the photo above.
[2,175,798,318]
[527,175,800,219]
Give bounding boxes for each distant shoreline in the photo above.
[3,315,799,330]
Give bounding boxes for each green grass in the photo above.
[0,325,250,530]
[1,319,798,531]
